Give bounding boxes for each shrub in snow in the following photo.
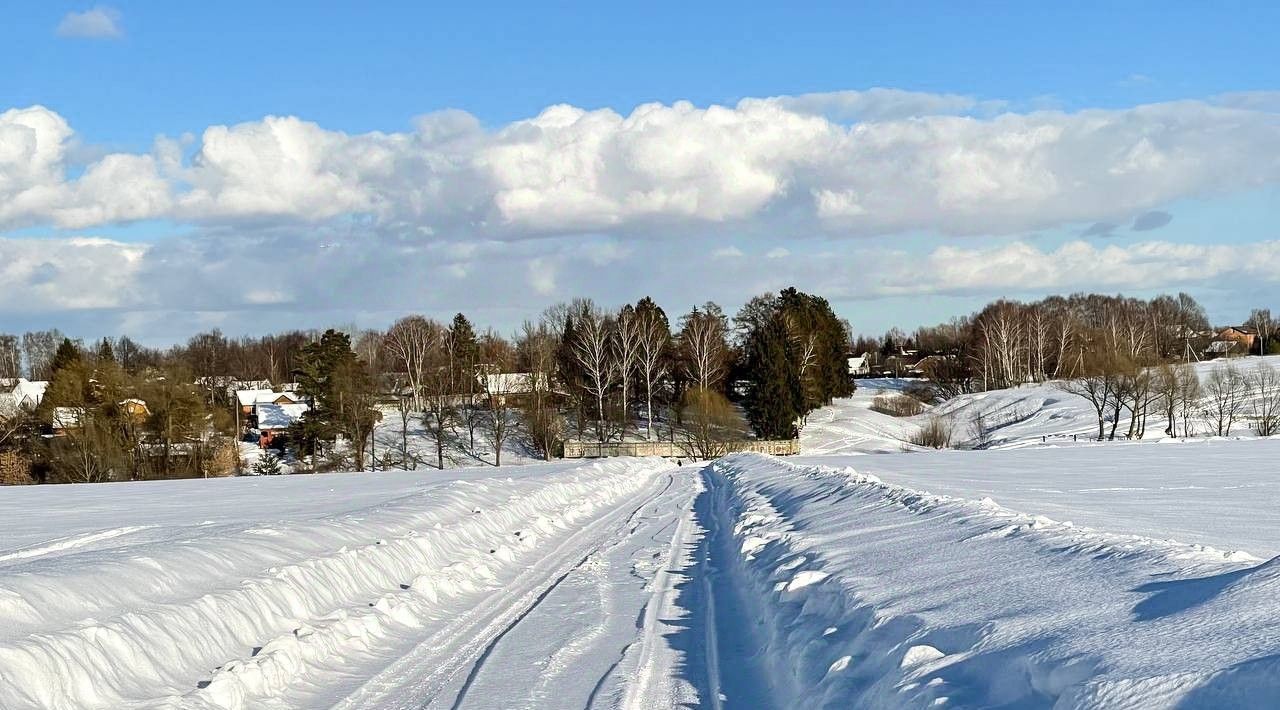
[870,394,925,417]
[912,416,953,449]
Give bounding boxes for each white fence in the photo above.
[561,438,800,459]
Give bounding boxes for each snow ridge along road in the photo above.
[0,458,689,709]
[704,452,1280,709]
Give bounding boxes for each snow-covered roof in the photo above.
[236,389,301,406]
[0,378,48,409]
[236,389,275,406]
[255,402,309,430]
[480,372,543,394]
[1206,340,1242,354]
[52,407,85,429]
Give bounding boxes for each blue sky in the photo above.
[1,2,1279,343]
[7,2,1278,143]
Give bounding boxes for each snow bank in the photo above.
[705,452,1280,708]
[0,459,671,709]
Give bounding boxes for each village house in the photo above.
[235,389,303,416]
[1204,326,1258,359]
[847,354,871,378]
[253,401,310,448]
[0,378,48,415]
[478,371,546,406]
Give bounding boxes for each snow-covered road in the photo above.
[0,459,704,709]
[5,439,1280,708]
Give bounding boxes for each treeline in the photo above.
[850,291,1280,445]
[857,292,1277,396]
[1,286,853,482]
[6,338,233,483]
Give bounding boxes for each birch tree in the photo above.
[614,305,643,436]
[680,305,728,392]
[384,316,438,411]
[573,305,617,443]
[635,303,670,440]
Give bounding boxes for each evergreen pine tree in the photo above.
[50,338,82,375]
[744,312,803,439]
[253,451,283,475]
[96,338,116,364]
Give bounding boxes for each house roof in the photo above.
[236,389,301,406]
[1206,340,1243,353]
[0,379,48,408]
[52,407,85,429]
[255,402,309,430]
[481,372,543,394]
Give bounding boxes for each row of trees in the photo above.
[20,338,232,483]
[854,293,1278,398]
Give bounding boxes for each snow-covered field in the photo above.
[807,357,1280,456]
[6,362,1280,708]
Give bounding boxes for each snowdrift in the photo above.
[705,453,1280,708]
[0,459,671,709]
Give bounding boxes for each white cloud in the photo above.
[0,237,145,310]
[527,257,558,295]
[56,6,123,39]
[868,240,1280,297]
[769,87,1005,121]
[2,94,1280,240]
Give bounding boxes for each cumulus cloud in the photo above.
[0,237,145,310]
[0,106,170,228]
[770,87,1005,121]
[883,240,1280,296]
[56,6,123,39]
[3,92,1280,241]
[5,224,1280,350]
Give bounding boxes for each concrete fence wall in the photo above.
[561,438,800,459]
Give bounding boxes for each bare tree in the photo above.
[516,320,562,459]
[478,334,517,466]
[1058,351,1121,441]
[384,316,439,412]
[1154,363,1180,437]
[1204,364,1248,436]
[680,306,728,391]
[22,330,62,380]
[968,409,994,449]
[635,309,670,440]
[0,335,20,379]
[681,387,746,460]
[614,306,643,436]
[1176,365,1202,438]
[1248,362,1280,436]
[1250,308,1273,355]
[420,348,457,470]
[573,305,617,444]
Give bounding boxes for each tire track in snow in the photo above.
[0,525,156,564]
[446,472,680,710]
[328,464,678,710]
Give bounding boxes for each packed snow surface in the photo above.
[0,459,698,709]
[7,373,1280,708]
